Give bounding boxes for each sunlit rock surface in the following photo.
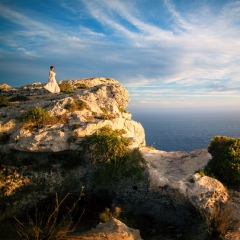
[0,78,145,152]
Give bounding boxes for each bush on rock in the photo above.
[79,126,146,185]
[0,95,11,107]
[207,136,240,185]
[20,107,69,129]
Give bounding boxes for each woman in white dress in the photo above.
[44,66,60,93]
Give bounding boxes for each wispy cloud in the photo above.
[0,0,239,109]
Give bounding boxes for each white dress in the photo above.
[44,71,60,93]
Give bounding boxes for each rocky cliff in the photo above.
[0,78,239,240]
[0,78,145,152]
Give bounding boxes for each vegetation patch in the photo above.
[9,95,29,102]
[79,126,146,185]
[67,134,78,144]
[99,207,122,223]
[65,99,89,112]
[15,189,85,240]
[203,202,234,239]
[0,166,29,197]
[0,95,11,107]
[75,83,89,89]
[119,108,129,114]
[20,107,69,129]
[84,115,95,122]
[204,136,240,185]
[59,82,75,93]
[100,107,116,120]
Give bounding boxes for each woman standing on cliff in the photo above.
[44,66,60,93]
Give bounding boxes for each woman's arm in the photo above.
[48,71,53,82]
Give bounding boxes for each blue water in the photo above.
[130,109,240,152]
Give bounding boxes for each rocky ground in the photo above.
[0,79,239,239]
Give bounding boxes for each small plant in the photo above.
[0,95,11,107]
[67,134,78,143]
[79,126,146,185]
[75,83,89,89]
[119,108,129,114]
[195,167,215,178]
[20,107,50,124]
[15,188,85,240]
[101,113,116,120]
[207,136,240,185]
[80,126,130,164]
[100,107,108,114]
[9,95,29,102]
[65,99,89,112]
[99,207,122,223]
[59,82,75,93]
[20,107,69,129]
[100,107,116,120]
[204,202,234,239]
[84,115,95,122]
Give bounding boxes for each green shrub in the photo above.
[207,136,240,185]
[79,126,146,185]
[100,107,116,120]
[59,82,75,93]
[20,107,69,129]
[119,108,129,114]
[101,113,116,120]
[65,99,89,112]
[75,83,89,89]
[0,95,11,107]
[67,134,78,143]
[21,107,50,124]
[80,126,130,164]
[195,167,215,178]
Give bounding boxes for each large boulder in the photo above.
[144,147,228,214]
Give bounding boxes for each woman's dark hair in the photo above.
[50,66,54,70]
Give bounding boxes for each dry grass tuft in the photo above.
[15,188,85,240]
[204,202,235,238]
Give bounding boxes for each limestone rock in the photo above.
[0,84,12,90]
[181,174,228,212]
[72,218,142,240]
[142,147,228,214]
[0,78,145,152]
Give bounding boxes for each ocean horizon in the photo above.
[130,109,240,152]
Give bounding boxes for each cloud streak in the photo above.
[0,0,240,109]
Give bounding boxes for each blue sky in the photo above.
[0,0,240,110]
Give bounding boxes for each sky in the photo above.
[0,0,240,111]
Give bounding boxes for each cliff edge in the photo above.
[0,77,145,152]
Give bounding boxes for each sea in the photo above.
[130,109,240,152]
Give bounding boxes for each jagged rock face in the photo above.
[0,78,145,152]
